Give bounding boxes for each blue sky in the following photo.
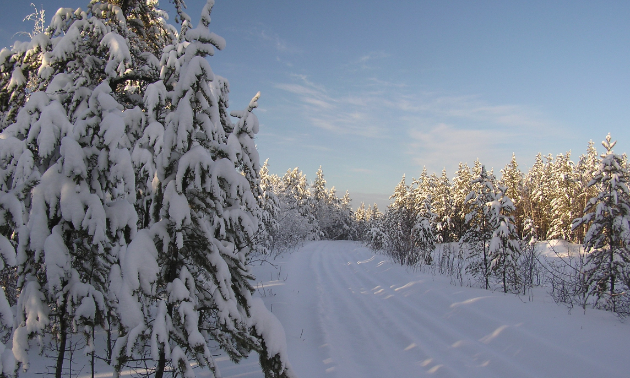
[1,0,629,209]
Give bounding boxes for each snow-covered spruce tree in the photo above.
[0,1,170,375]
[380,174,437,266]
[304,167,354,241]
[254,159,280,257]
[311,166,327,207]
[572,134,630,313]
[573,141,599,243]
[369,203,382,224]
[310,167,339,240]
[410,195,436,266]
[354,202,370,242]
[367,203,387,251]
[451,162,472,240]
[279,167,319,241]
[487,185,520,293]
[524,153,554,239]
[548,152,580,242]
[335,190,355,240]
[461,166,496,290]
[0,1,295,377]
[432,169,455,243]
[499,153,524,237]
[384,175,415,265]
[0,165,20,376]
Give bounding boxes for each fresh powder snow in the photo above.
[214,241,630,378]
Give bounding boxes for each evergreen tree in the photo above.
[410,195,436,265]
[354,202,369,241]
[380,174,437,266]
[369,203,382,223]
[432,169,454,243]
[451,162,472,239]
[256,160,280,256]
[573,134,630,313]
[310,167,348,240]
[462,166,496,290]
[574,141,599,243]
[0,169,21,376]
[410,166,431,208]
[499,153,524,237]
[336,190,355,240]
[524,153,554,239]
[386,175,416,264]
[548,152,579,241]
[1,1,295,377]
[281,167,319,239]
[311,166,327,204]
[488,185,520,293]
[1,2,163,374]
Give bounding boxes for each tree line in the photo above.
[360,136,630,316]
[254,136,630,317]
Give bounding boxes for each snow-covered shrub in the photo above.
[546,242,591,312]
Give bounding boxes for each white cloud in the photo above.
[356,51,390,63]
[302,97,335,109]
[258,29,300,53]
[407,123,510,171]
[396,94,565,172]
[346,51,391,70]
[272,73,566,174]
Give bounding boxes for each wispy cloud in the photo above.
[273,74,388,137]
[227,23,301,55]
[399,94,564,171]
[345,51,391,70]
[356,51,390,63]
[272,72,565,173]
[260,29,289,52]
[407,123,511,170]
[391,93,555,131]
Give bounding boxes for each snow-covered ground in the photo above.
[217,240,630,378]
[21,240,630,377]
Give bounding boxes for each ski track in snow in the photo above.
[231,241,630,378]
[22,241,630,377]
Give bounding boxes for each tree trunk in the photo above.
[107,313,113,364]
[483,243,489,290]
[483,220,489,290]
[155,346,167,378]
[156,250,178,378]
[56,294,69,378]
[502,252,507,294]
[609,244,616,312]
[91,325,96,378]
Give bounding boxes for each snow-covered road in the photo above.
[221,241,630,378]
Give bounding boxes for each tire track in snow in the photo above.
[333,250,545,378]
[313,242,434,378]
[281,241,630,378]
[313,243,531,378]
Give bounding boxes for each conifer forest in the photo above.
[0,1,629,377]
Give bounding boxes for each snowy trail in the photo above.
[248,241,630,378]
